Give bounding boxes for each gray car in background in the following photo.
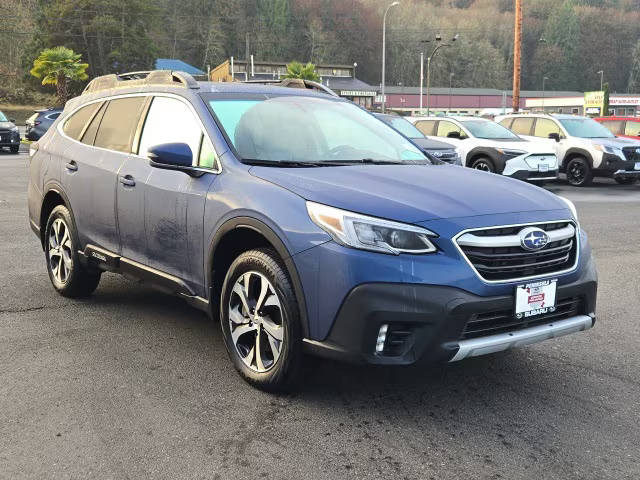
[374,113,462,165]
[26,108,63,141]
[0,110,21,153]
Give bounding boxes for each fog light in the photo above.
[375,324,388,353]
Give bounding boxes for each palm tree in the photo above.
[283,61,320,81]
[30,47,89,106]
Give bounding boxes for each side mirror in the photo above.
[9,118,16,123]
[447,131,461,139]
[148,142,198,174]
[548,133,560,142]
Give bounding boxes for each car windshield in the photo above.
[460,119,520,140]
[559,117,615,138]
[0,111,8,122]
[206,95,427,164]
[384,116,425,139]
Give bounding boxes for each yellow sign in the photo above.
[584,91,605,115]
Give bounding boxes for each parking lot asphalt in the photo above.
[1,151,639,480]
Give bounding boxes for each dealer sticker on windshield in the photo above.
[515,279,557,319]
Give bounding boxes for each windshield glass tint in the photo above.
[460,120,520,139]
[559,118,615,138]
[208,96,425,163]
[0,111,8,122]
[387,117,425,138]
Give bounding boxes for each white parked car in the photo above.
[496,113,640,186]
[408,116,558,182]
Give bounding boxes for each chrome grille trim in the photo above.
[457,224,575,248]
[453,219,580,284]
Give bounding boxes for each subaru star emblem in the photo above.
[519,227,549,251]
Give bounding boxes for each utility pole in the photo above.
[597,70,604,91]
[512,0,523,112]
[245,33,250,62]
[542,75,549,112]
[419,52,424,113]
[449,72,455,110]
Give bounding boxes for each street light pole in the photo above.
[542,76,549,112]
[426,33,458,116]
[381,1,400,113]
[449,72,455,111]
[419,52,424,113]
[597,70,604,91]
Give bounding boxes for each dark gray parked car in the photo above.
[26,108,63,141]
[374,113,462,165]
[0,110,21,153]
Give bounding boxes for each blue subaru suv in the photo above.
[27,71,597,391]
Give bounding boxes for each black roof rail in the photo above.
[82,70,199,95]
[242,78,339,97]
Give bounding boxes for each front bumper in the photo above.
[303,257,597,365]
[502,153,559,180]
[0,131,21,146]
[596,153,640,177]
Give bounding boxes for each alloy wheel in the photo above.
[228,271,284,373]
[473,161,491,172]
[48,218,73,284]
[568,162,585,183]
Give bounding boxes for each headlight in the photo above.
[453,148,463,165]
[558,196,579,223]
[497,148,526,157]
[306,201,438,255]
[594,144,622,156]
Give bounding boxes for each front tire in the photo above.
[565,157,593,186]
[220,248,302,392]
[45,205,101,297]
[470,157,495,173]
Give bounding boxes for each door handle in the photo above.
[65,161,78,171]
[119,175,136,187]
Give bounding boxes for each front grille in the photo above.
[622,147,640,162]
[461,296,583,339]
[457,221,578,282]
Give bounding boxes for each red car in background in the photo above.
[594,117,640,140]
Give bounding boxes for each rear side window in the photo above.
[600,120,624,135]
[94,97,147,153]
[510,117,534,135]
[63,102,102,140]
[414,120,436,136]
[534,118,562,138]
[625,121,640,137]
[138,96,204,165]
[80,102,107,146]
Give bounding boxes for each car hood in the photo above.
[249,164,566,224]
[472,137,555,154]
[411,138,456,150]
[0,121,16,129]
[589,137,640,148]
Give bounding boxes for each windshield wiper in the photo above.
[324,158,404,165]
[242,159,339,167]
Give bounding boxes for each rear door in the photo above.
[128,95,219,292]
[60,100,125,252]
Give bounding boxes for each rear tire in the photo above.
[220,248,302,392]
[565,157,593,186]
[470,157,495,173]
[614,176,637,185]
[45,205,101,297]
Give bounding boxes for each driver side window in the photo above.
[138,96,206,166]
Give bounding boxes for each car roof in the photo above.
[595,116,640,121]
[409,115,488,122]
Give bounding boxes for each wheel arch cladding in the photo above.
[467,147,505,173]
[40,188,70,250]
[563,148,594,170]
[207,217,310,338]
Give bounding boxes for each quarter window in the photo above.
[94,97,147,153]
[63,102,103,140]
[198,135,218,169]
[138,96,204,165]
[414,120,436,136]
[510,117,534,135]
[80,102,107,145]
[534,118,562,138]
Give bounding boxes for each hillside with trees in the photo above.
[2,0,640,100]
